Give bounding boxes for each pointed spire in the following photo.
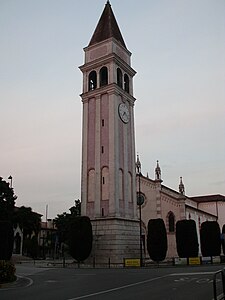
[88,2,126,48]
[179,177,185,195]
[136,154,141,174]
[155,160,161,181]
[146,172,149,179]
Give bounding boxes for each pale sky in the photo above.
[1,0,225,219]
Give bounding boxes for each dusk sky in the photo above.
[1,0,225,219]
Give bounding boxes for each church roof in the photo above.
[190,194,225,203]
[88,1,126,49]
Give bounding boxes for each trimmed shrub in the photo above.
[176,220,199,258]
[0,260,16,283]
[222,224,225,255]
[0,221,14,260]
[147,218,168,262]
[68,216,92,262]
[200,221,221,257]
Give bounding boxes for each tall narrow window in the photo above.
[117,68,122,88]
[168,212,175,232]
[88,71,97,91]
[102,167,109,201]
[100,67,108,87]
[101,146,104,153]
[102,119,104,126]
[124,74,129,93]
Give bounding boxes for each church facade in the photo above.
[138,160,223,258]
[80,2,225,263]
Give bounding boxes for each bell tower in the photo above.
[80,1,139,263]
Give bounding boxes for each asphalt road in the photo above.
[0,264,224,300]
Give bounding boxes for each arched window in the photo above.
[117,68,123,88]
[100,66,108,87]
[168,211,175,232]
[14,232,21,254]
[124,74,129,93]
[88,169,95,202]
[88,71,97,91]
[101,167,109,201]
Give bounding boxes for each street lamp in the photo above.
[136,155,144,267]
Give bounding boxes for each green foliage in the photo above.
[176,220,199,258]
[147,218,167,262]
[26,236,39,259]
[54,212,71,243]
[0,177,17,221]
[54,200,81,244]
[0,221,14,260]
[68,216,93,262]
[222,224,225,255]
[69,199,81,216]
[13,206,41,238]
[0,260,16,283]
[200,221,221,257]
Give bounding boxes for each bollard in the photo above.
[108,257,110,269]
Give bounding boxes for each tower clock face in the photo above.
[118,103,130,123]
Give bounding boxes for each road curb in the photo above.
[0,275,33,290]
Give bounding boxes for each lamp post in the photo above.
[136,155,143,267]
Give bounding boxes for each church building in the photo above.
[137,159,223,258]
[79,1,225,263]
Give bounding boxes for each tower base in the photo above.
[89,217,140,265]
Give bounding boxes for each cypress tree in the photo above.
[147,218,167,262]
[68,216,92,262]
[176,220,199,258]
[222,224,225,255]
[200,221,221,257]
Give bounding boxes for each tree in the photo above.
[0,221,14,260]
[0,177,17,222]
[67,216,92,262]
[200,221,221,257]
[176,220,199,258]
[222,224,225,255]
[147,218,167,262]
[69,199,81,216]
[13,206,41,257]
[54,212,71,244]
[0,177,17,260]
[54,200,82,244]
[54,201,92,261]
[13,206,41,238]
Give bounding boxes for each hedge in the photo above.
[0,221,14,260]
[200,221,221,257]
[147,218,167,262]
[222,224,225,255]
[176,220,199,258]
[68,216,92,262]
[0,260,16,283]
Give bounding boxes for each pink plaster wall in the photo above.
[118,110,124,169]
[198,202,225,229]
[100,94,109,167]
[87,98,96,170]
[127,120,132,173]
